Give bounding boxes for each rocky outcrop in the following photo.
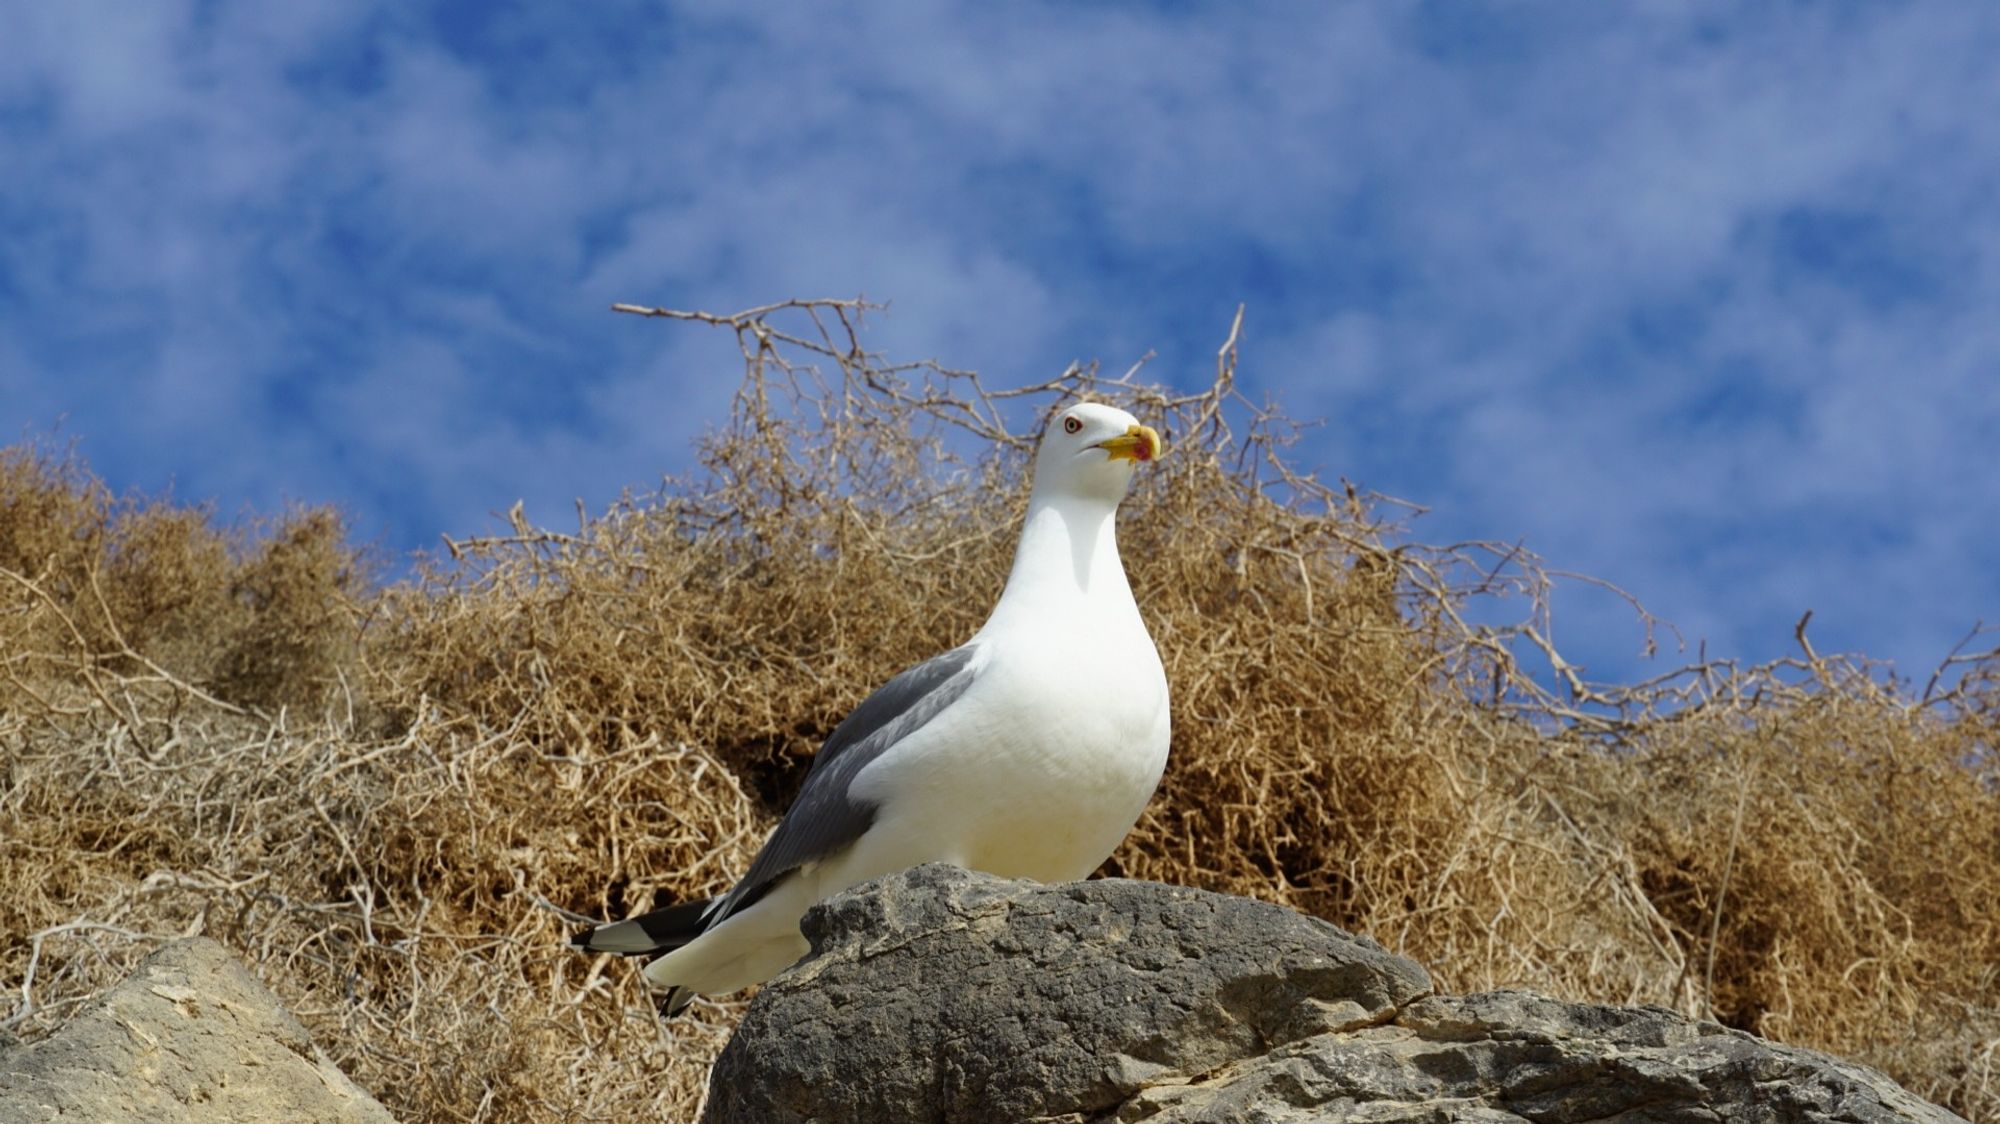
[0,938,395,1124]
[1126,989,1961,1123]
[704,865,1963,1124]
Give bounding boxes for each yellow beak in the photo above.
[1097,423,1163,463]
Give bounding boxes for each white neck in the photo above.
[979,492,1139,637]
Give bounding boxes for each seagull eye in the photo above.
[1062,416,1082,435]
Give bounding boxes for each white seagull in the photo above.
[571,402,1171,1016]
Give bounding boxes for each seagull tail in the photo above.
[570,895,719,957]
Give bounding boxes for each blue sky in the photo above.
[4,3,1997,689]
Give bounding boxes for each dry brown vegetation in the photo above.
[3,299,1996,1121]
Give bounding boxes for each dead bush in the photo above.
[0,444,365,717]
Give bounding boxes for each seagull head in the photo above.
[1030,402,1163,507]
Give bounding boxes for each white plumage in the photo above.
[572,401,1170,1015]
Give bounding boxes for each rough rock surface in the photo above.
[0,937,395,1124]
[705,864,1434,1123]
[1128,989,1963,1123]
[704,865,1963,1124]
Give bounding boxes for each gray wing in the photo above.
[706,642,983,925]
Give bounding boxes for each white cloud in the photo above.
[3,2,1997,682]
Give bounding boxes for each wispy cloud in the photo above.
[3,3,1995,683]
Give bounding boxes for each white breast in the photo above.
[846,623,1169,884]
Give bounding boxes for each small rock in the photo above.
[0,937,396,1124]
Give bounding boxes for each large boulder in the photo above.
[704,865,1963,1124]
[0,937,395,1124]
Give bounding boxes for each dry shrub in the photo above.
[0,442,365,716]
[2,300,1996,1121]
[1587,673,2000,1110]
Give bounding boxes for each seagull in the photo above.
[571,401,1171,1016]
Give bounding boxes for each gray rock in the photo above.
[0,937,395,1124]
[1131,990,1962,1123]
[705,864,1434,1123]
[703,865,1963,1124]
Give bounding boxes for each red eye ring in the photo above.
[1062,416,1082,434]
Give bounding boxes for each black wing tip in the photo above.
[655,986,697,1020]
[568,894,723,957]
